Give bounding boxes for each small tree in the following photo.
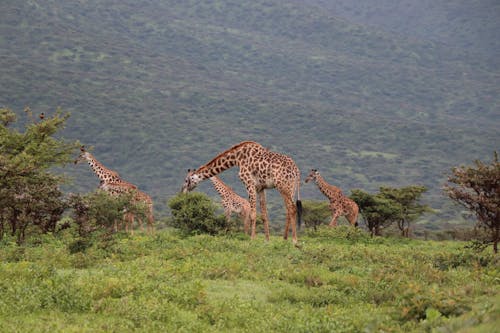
[301,200,331,230]
[379,186,430,237]
[0,107,78,244]
[350,189,401,237]
[68,191,139,236]
[444,152,500,253]
[168,192,230,235]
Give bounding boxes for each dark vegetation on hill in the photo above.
[1,1,498,229]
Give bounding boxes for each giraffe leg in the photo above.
[258,190,270,241]
[329,210,341,227]
[247,188,258,240]
[242,209,251,235]
[280,192,297,243]
[126,212,134,235]
[348,205,359,227]
[139,215,144,232]
[147,204,155,234]
[224,208,232,224]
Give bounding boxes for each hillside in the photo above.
[1,0,499,225]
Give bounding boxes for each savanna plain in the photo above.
[1,226,498,333]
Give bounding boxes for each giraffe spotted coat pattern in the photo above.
[210,176,251,234]
[182,141,302,243]
[75,146,154,233]
[305,169,359,227]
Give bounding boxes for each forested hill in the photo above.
[1,0,499,225]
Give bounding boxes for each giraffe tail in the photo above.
[296,199,303,230]
[295,178,302,229]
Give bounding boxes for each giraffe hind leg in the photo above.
[280,192,297,243]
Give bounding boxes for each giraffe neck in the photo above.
[315,174,335,197]
[84,153,121,184]
[210,177,230,197]
[196,141,260,180]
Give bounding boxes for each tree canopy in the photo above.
[0,107,78,243]
[444,152,500,253]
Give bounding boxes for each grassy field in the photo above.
[0,226,498,332]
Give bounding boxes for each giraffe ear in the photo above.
[80,145,85,152]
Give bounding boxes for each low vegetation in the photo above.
[0,227,498,332]
[1,108,498,332]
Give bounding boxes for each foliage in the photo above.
[168,192,231,235]
[350,189,401,236]
[0,230,498,332]
[379,185,430,237]
[66,189,154,253]
[444,152,500,253]
[301,200,331,230]
[350,186,430,237]
[0,107,78,244]
[1,1,498,224]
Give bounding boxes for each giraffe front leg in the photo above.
[247,189,258,240]
[147,205,155,234]
[224,208,232,224]
[258,190,270,241]
[329,210,340,227]
[242,209,251,235]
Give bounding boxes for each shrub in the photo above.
[167,192,230,235]
[301,200,330,229]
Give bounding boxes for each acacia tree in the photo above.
[379,186,430,237]
[0,107,78,243]
[350,189,401,236]
[301,200,331,230]
[444,153,500,253]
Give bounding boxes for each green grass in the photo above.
[0,227,498,332]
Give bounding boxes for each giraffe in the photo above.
[181,141,302,243]
[74,146,154,233]
[100,181,155,234]
[304,169,359,227]
[209,176,251,234]
[74,146,129,187]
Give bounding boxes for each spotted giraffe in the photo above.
[182,141,302,243]
[209,176,251,234]
[74,146,154,233]
[100,181,155,234]
[305,169,358,227]
[74,146,129,187]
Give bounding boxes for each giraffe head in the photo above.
[305,169,320,183]
[181,169,203,193]
[74,146,91,164]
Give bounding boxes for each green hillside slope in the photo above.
[1,0,498,225]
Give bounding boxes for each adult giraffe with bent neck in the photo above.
[182,141,302,243]
[210,176,251,234]
[305,169,359,227]
[74,146,154,233]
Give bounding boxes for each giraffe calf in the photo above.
[210,176,251,234]
[305,169,359,227]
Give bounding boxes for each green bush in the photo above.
[167,192,231,235]
[301,200,331,229]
